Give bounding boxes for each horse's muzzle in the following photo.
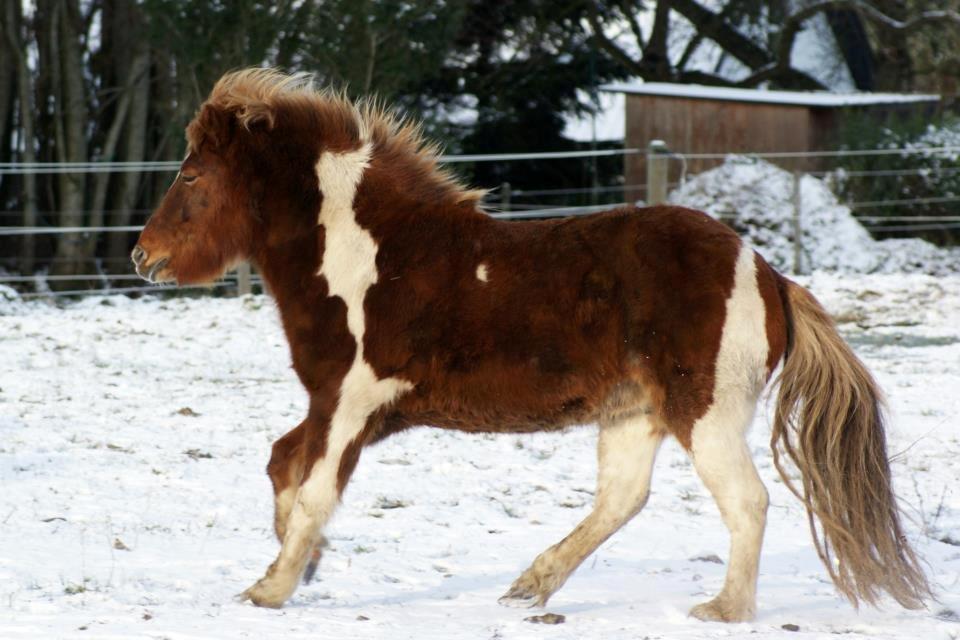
[132,245,170,283]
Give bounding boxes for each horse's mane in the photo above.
[187,68,485,207]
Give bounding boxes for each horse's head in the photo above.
[133,95,266,285]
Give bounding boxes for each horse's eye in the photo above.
[182,174,198,184]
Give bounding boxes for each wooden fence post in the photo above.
[792,171,803,275]
[236,262,251,296]
[646,140,669,205]
[500,181,511,212]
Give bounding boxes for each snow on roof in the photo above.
[602,82,940,108]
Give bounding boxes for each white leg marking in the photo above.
[689,245,770,622]
[476,263,488,283]
[501,414,663,607]
[241,142,412,607]
[273,485,297,537]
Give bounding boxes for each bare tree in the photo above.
[1,0,39,273]
[584,0,960,91]
[44,0,90,281]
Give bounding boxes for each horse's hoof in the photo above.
[498,584,546,608]
[302,561,318,585]
[689,598,754,623]
[303,554,321,585]
[302,538,328,584]
[236,579,289,609]
[498,593,540,608]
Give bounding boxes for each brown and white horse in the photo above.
[133,69,930,621]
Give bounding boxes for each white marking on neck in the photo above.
[313,139,413,446]
[476,263,489,283]
[316,143,377,339]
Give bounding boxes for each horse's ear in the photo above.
[186,104,237,152]
[236,102,275,131]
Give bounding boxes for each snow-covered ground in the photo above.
[1,276,959,640]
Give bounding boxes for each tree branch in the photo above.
[617,0,646,50]
[763,0,958,91]
[669,0,772,70]
[641,0,673,75]
[777,2,960,68]
[793,1,960,33]
[677,31,706,70]
[584,3,645,77]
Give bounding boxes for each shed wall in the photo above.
[624,95,812,202]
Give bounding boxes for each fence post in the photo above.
[500,181,511,212]
[646,140,669,205]
[236,262,251,296]
[792,171,803,275]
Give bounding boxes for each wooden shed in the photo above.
[602,82,940,203]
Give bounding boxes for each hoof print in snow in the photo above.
[356,615,370,621]
[689,554,724,564]
[781,623,800,632]
[525,613,565,625]
[184,448,213,460]
[176,407,200,417]
[113,537,131,551]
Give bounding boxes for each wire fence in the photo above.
[2,142,959,298]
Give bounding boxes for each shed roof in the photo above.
[602,82,940,108]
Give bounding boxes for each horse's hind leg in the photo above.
[687,397,768,622]
[500,414,663,607]
[266,421,327,584]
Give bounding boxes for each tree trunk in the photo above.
[49,0,91,283]
[826,9,875,91]
[107,47,150,268]
[86,65,134,261]
[0,1,13,165]
[868,0,914,91]
[2,0,39,274]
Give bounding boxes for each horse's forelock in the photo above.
[185,69,312,150]
[213,68,314,128]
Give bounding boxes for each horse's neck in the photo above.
[253,165,481,336]
[253,235,321,313]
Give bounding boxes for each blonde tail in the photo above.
[771,280,931,608]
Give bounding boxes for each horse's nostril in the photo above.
[146,257,170,283]
[131,245,147,266]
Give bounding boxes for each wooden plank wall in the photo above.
[624,94,813,203]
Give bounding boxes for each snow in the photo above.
[670,156,960,275]
[789,12,856,92]
[563,91,625,143]
[602,82,940,108]
[1,278,959,639]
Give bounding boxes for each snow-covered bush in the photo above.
[827,116,960,246]
[670,155,960,275]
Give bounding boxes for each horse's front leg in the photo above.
[266,420,328,584]
[240,410,366,608]
[240,359,412,608]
